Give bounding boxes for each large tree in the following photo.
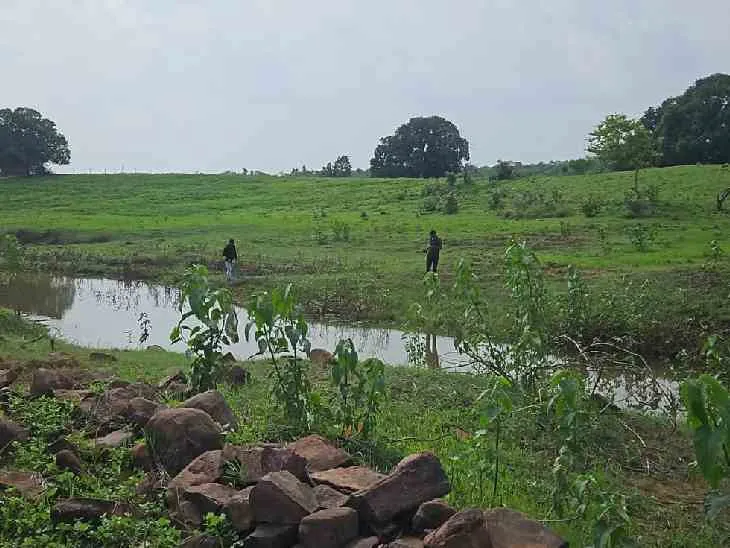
[0,107,70,176]
[641,73,730,166]
[370,116,469,178]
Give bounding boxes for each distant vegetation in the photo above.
[0,108,70,176]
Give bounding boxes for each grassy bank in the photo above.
[2,166,730,360]
[0,311,726,546]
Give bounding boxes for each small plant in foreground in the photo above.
[170,264,239,392]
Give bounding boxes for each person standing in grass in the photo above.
[425,229,443,273]
[222,238,237,282]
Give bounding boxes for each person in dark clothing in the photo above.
[222,239,237,282]
[425,230,443,273]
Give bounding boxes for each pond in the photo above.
[0,274,679,410]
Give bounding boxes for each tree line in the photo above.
[2,73,729,178]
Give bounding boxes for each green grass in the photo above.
[3,165,730,357]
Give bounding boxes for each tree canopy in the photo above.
[0,108,70,176]
[641,73,730,166]
[370,116,469,178]
[587,114,657,173]
[321,155,352,177]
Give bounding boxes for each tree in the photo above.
[333,155,352,177]
[642,73,730,166]
[587,114,657,188]
[370,116,469,178]
[0,108,70,176]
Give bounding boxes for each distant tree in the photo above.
[370,116,469,178]
[587,114,657,188]
[0,107,70,176]
[494,160,516,181]
[642,73,730,166]
[333,155,352,177]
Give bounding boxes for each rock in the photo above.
[345,538,380,548]
[158,370,186,390]
[484,508,567,548]
[390,538,425,548]
[250,471,318,524]
[168,450,224,490]
[126,397,165,429]
[242,524,299,548]
[0,368,19,389]
[89,352,117,363]
[166,382,190,398]
[181,390,237,428]
[30,368,74,397]
[225,486,255,532]
[131,442,153,471]
[289,435,352,473]
[95,429,134,449]
[108,380,130,389]
[54,389,95,402]
[181,535,219,548]
[0,470,44,499]
[312,466,385,494]
[412,499,456,533]
[56,449,83,475]
[314,484,348,510]
[309,349,334,365]
[423,509,490,548]
[299,507,359,548]
[47,437,79,457]
[347,452,450,529]
[229,365,250,385]
[0,417,30,448]
[81,383,158,429]
[51,498,134,523]
[145,407,223,475]
[223,444,309,484]
[45,352,80,369]
[183,482,239,518]
[136,472,165,498]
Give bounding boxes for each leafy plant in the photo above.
[442,193,459,214]
[625,224,655,252]
[330,220,351,242]
[170,264,239,392]
[330,339,386,439]
[581,196,603,217]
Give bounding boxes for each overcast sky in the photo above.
[2,1,729,173]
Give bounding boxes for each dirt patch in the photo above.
[13,229,113,246]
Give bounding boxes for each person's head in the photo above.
[228,239,234,244]
[430,230,436,237]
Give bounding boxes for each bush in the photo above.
[442,193,459,214]
[580,196,603,218]
[422,196,439,213]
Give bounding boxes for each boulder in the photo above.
[131,443,153,471]
[298,507,359,548]
[182,482,239,521]
[314,484,348,510]
[225,486,255,532]
[223,444,309,484]
[145,407,223,475]
[0,470,44,499]
[56,449,83,475]
[312,466,385,494]
[228,365,250,386]
[412,499,456,533]
[309,349,334,365]
[30,368,74,397]
[250,471,318,524]
[484,508,567,548]
[126,397,165,429]
[81,383,158,429]
[0,368,19,389]
[345,538,380,548]
[289,435,352,472]
[181,390,237,428]
[423,509,490,548]
[242,524,298,548]
[347,453,450,528]
[0,417,30,448]
[51,498,134,523]
[95,429,134,449]
[390,538,425,548]
[168,450,224,490]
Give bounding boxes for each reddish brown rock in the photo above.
[312,466,385,494]
[250,471,318,524]
[184,482,239,517]
[423,509,490,548]
[0,417,30,448]
[299,507,359,548]
[81,383,158,429]
[225,486,255,532]
[56,449,83,475]
[309,349,334,365]
[347,453,450,528]
[412,499,456,533]
[0,470,44,499]
[181,390,238,428]
[95,429,134,449]
[223,444,309,484]
[131,442,153,471]
[289,435,352,472]
[30,368,74,397]
[484,508,567,548]
[314,484,348,510]
[126,397,165,428]
[51,498,134,523]
[242,524,298,548]
[168,450,224,490]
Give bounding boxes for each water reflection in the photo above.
[0,275,76,318]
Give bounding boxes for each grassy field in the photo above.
[0,311,727,547]
[2,165,730,360]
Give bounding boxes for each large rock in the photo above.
[312,466,385,494]
[309,349,334,365]
[484,508,567,548]
[181,390,237,428]
[56,449,83,475]
[180,482,239,524]
[81,383,158,430]
[30,368,74,397]
[423,509,490,548]
[289,435,352,472]
[225,486,255,532]
[0,470,44,499]
[314,484,348,510]
[131,443,153,471]
[242,524,298,548]
[250,471,318,524]
[126,397,165,429]
[169,450,224,490]
[145,407,223,475]
[0,417,29,448]
[51,498,134,523]
[412,499,456,533]
[298,507,359,548]
[347,453,450,528]
[223,444,309,484]
[95,429,134,449]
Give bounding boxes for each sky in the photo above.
[2,0,729,174]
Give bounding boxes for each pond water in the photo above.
[0,274,679,410]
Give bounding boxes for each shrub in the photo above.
[442,193,459,214]
[580,196,603,217]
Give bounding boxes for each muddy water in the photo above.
[0,274,678,410]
